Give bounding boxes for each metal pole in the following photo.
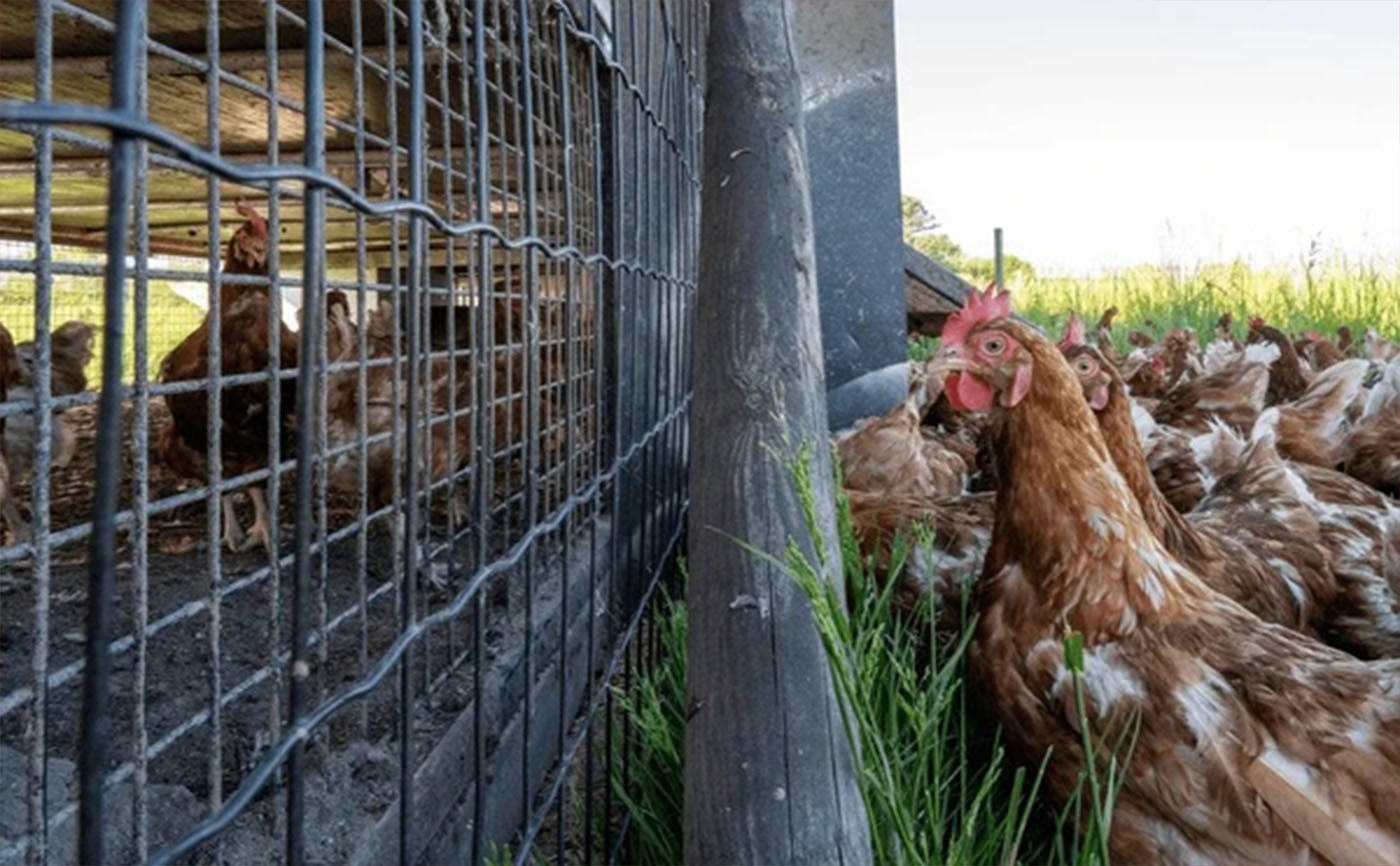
[994,226,1004,290]
[78,1,142,861]
[288,0,326,862]
[401,0,427,860]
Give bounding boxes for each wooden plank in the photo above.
[685,1,871,864]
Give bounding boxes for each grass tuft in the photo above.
[607,443,1135,865]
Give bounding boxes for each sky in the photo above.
[893,0,1400,273]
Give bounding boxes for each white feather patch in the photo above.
[1244,341,1282,366]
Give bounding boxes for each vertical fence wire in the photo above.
[25,1,55,863]
[202,7,226,858]
[129,6,152,859]
[401,0,428,860]
[76,1,140,861]
[287,1,327,862]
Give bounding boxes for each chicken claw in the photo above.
[235,487,275,554]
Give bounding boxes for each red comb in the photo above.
[943,282,1011,347]
[1151,356,1166,375]
[235,200,267,238]
[1248,315,1265,329]
[1057,312,1085,351]
[1305,330,1322,341]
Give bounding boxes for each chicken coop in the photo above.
[0,0,701,863]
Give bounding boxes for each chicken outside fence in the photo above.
[931,286,1400,865]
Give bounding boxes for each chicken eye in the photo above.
[981,336,1007,355]
[1074,358,1096,375]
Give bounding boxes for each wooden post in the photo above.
[684,1,872,864]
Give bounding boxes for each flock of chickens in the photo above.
[0,202,567,555]
[837,287,1400,863]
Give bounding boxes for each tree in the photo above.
[961,253,1037,285]
[901,195,964,270]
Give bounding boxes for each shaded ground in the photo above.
[0,396,610,864]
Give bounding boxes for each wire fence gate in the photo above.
[0,0,702,863]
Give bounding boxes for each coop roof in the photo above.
[0,1,594,274]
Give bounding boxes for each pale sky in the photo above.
[894,0,1400,272]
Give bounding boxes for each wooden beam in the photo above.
[0,145,547,180]
[0,45,464,82]
[684,1,872,864]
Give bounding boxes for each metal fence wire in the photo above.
[0,0,703,863]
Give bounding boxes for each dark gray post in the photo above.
[795,0,905,397]
[685,1,872,864]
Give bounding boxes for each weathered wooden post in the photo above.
[684,0,873,863]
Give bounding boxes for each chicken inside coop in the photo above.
[0,317,95,546]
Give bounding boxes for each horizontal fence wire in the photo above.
[0,1,703,864]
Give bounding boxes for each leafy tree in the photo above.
[901,195,964,270]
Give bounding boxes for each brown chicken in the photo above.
[2,319,95,540]
[159,203,298,553]
[1201,313,1242,375]
[1297,329,1345,370]
[845,487,993,632]
[836,359,968,503]
[1151,344,1272,434]
[1247,316,1312,405]
[1337,325,1355,356]
[939,287,1400,865]
[1060,336,1340,634]
[1342,358,1400,497]
[1264,358,1369,469]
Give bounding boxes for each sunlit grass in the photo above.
[0,245,206,382]
[1006,254,1400,352]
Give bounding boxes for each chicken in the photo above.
[1265,358,1369,469]
[1122,352,1169,399]
[1198,414,1400,659]
[1150,342,1274,434]
[1247,316,1313,405]
[1126,328,1155,349]
[1142,419,1220,514]
[938,287,1400,865]
[1342,358,1400,496]
[1159,327,1203,386]
[836,358,967,502]
[1297,329,1345,370]
[1337,325,1355,357]
[1,319,95,540]
[1364,327,1399,362]
[159,203,298,553]
[1093,306,1121,366]
[1202,313,1242,375]
[844,488,993,632]
[1060,337,1339,640]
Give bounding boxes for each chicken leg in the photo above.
[221,492,247,552]
[236,486,274,554]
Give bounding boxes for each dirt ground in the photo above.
[0,397,594,864]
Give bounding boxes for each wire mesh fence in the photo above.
[0,0,702,863]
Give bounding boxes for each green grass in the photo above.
[607,447,1138,865]
[0,245,207,382]
[1005,254,1400,353]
